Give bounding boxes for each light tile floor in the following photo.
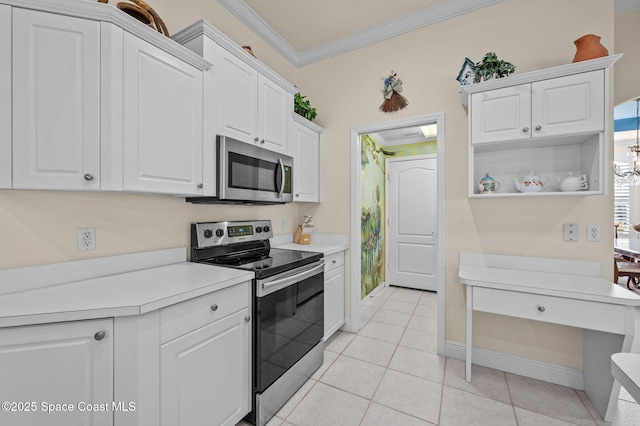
[239,284,640,426]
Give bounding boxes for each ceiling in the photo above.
[219,0,640,68]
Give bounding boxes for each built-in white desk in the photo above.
[459,252,640,422]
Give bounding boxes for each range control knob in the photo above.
[215,229,224,237]
[256,226,263,233]
[203,229,213,238]
[263,225,270,233]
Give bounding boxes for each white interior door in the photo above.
[387,156,437,291]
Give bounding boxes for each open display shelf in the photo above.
[462,54,621,199]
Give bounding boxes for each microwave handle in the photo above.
[277,158,285,199]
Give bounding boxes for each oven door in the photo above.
[218,135,293,203]
[255,260,324,393]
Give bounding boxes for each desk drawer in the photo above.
[473,288,627,334]
[160,282,250,344]
[324,252,345,273]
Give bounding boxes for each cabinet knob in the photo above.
[210,304,218,312]
[522,127,530,133]
[296,193,300,197]
[94,331,106,341]
[244,316,251,322]
[535,125,542,131]
[83,173,95,181]
[537,306,545,312]
[260,139,265,144]
[254,137,259,142]
[197,183,203,189]
[332,260,337,264]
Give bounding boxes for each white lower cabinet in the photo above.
[324,251,345,340]
[0,319,114,426]
[160,308,251,426]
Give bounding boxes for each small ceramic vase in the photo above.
[572,34,609,63]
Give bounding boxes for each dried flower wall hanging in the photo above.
[380,71,408,113]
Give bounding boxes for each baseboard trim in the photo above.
[445,341,584,390]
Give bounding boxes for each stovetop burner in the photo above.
[191,221,323,279]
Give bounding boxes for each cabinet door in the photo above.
[470,84,531,144]
[0,319,113,426]
[216,49,258,144]
[122,33,203,195]
[291,121,321,202]
[13,9,101,190]
[258,75,291,153]
[0,5,10,188]
[531,70,604,138]
[160,308,251,426]
[324,266,345,340]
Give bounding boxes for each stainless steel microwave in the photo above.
[187,135,293,205]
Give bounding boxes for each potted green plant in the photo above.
[473,52,516,83]
[294,93,317,121]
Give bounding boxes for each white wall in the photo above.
[297,0,615,369]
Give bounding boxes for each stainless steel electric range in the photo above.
[191,220,324,426]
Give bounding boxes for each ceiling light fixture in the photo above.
[615,98,640,186]
[420,124,437,138]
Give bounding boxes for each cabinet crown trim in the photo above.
[291,112,324,133]
[172,20,298,95]
[460,54,622,108]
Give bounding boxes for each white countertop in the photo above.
[459,252,640,306]
[271,233,348,256]
[0,249,253,327]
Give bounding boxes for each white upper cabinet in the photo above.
[462,55,620,198]
[216,48,259,144]
[0,5,10,189]
[173,21,297,155]
[470,84,531,144]
[122,33,204,195]
[215,48,291,153]
[12,9,101,190]
[531,70,604,137]
[258,74,291,153]
[471,70,604,145]
[290,114,322,202]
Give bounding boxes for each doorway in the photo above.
[349,113,445,356]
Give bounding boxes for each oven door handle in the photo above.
[258,261,324,295]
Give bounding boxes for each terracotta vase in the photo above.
[572,34,609,63]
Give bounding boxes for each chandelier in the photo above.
[615,98,640,186]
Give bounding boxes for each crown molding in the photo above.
[615,0,640,14]
[219,0,504,67]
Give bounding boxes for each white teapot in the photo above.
[559,172,588,192]
[514,172,550,193]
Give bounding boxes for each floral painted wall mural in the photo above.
[360,134,436,299]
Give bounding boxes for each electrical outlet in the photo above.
[587,224,601,242]
[78,227,96,251]
[280,219,286,231]
[563,223,578,242]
